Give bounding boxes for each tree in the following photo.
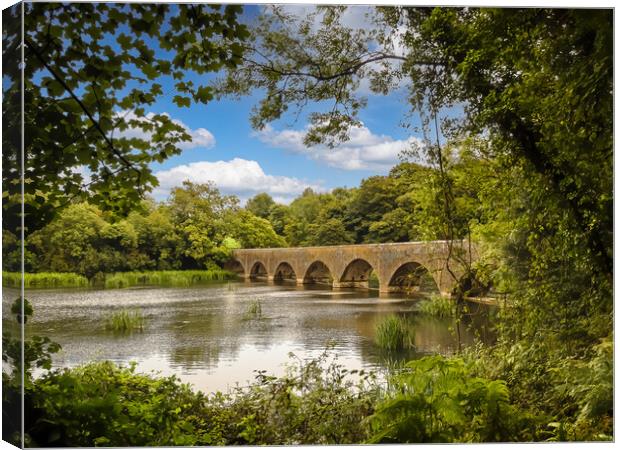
[267,204,292,237]
[166,181,239,268]
[2,2,249,234]
[216,6,612,279]
[225,210,287,249]
[126,204,183,270]
[346,176,401,243]
[27,203,145,277]
[307,218,354,246]
[245,193,276,219]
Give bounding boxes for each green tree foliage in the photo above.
[2,2,248,234]
[225,210,287,249]
[245,193,276,219]
[307,218,354,246]
[22,182,285,276]
[2,298,61,445]
[267,204,292,236]
[167,181,240,268]
[215,5,612,440]
[28,203,126,278]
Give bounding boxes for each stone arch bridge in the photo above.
[228,241,476,296]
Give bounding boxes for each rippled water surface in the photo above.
[3,282,493,393]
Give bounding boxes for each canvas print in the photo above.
[1,1,613,447]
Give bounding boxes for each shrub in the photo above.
[368,355,535,443]
[27,362,210,447]
[205,351,378,445]
[25,352,378,447]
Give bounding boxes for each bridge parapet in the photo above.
[228,240,477,296]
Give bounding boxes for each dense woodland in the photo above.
[2,3,613,446]
[4,159,470,277]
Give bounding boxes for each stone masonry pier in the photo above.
[228,240,476,296]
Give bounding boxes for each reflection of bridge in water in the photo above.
[228,241,477,296]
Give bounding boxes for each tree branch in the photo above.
[24,37,141,181]
[242,49,442,83]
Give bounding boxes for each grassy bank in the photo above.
[2,272,89,289]
[2,269,236,289]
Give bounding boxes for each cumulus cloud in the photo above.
[153,158,323,204]
[254,123,420,172]
[115,110,215,150]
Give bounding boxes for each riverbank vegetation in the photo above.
[2,269,235,289]
[418,295,455,318]
[2,3,612,446]
[2,272,89,289]
[104,310,145,333]
[374,315,415,351]
[2,182,285,280]
[103,269,235,289]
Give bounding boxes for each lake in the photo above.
[2,281,494,393]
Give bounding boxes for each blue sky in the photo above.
[117,4,427,204]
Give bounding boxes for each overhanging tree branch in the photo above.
[24,37,141,181]
[242,49,442,82]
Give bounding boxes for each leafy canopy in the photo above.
[2,2,248,233]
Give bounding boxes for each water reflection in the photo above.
[2,283,494,393]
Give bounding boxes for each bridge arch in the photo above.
[223,259,245,277]
[249,261,268,280]
[273,261,297,283]
[336,258,376,290]
[387,261,440,295]
[303,260,333,286]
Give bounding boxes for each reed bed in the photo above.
[3,269,235,289]
[2,272,89,289]
[374,315,415,351]
[243,299,263,320]
[418,295,455,318]
[102,269,236,288]
[104,309,145,333]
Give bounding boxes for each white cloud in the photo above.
[153,158,323,204]
[254,123,420,172]
[115,110,215,150]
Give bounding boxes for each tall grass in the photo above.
[104,309,145,333]
[3,269,235,289]
[418,295,455,318]
[2,272,89,289]
[243,299,263,320]
[374,315,415,351]
[103,269,235,288]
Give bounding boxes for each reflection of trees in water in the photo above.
[166,308,233,370]
[170,345,222,370]
[166,299,292,371]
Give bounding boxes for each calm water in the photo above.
[2,282,494,393]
